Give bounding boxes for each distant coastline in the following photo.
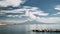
[0,22,7,25]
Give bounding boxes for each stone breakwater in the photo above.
[26,24,60,32]
[32,29,60,32]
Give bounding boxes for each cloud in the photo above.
[54,5,60,10]
[53,12,60,15]
[29,11,49,20]
[56,12,60,14]
[0,6,49,19]
[0,6,49,23]
[36,17,60,23]
[0,6,39,13]
[0,20,28,24]
[0,6,49,16]
[1,9,25,13]
[31,11,48,16]
[0,0,26,7]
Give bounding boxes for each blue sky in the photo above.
[27,0,60,17]
[0,0,60,24]
[23,0,60,14]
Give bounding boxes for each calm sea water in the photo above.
[0,25,60,34]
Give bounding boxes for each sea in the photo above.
[0,25,60,34]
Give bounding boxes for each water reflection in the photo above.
[0,25,60,34]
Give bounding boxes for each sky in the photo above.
[0,0,60,24]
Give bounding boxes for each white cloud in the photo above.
[36,17,60,23]
[22,6,49,20]
[56,12,60,14]
[0,6,49,16]
[54,5,60,10]
[0,0,26,7]
[55,8,60,10]
[0,6,49,23]
[29,11,49,20]
[53,12,60,15]
[1,9,25,13]
[0,20,28,24]
[32,11,48,16]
